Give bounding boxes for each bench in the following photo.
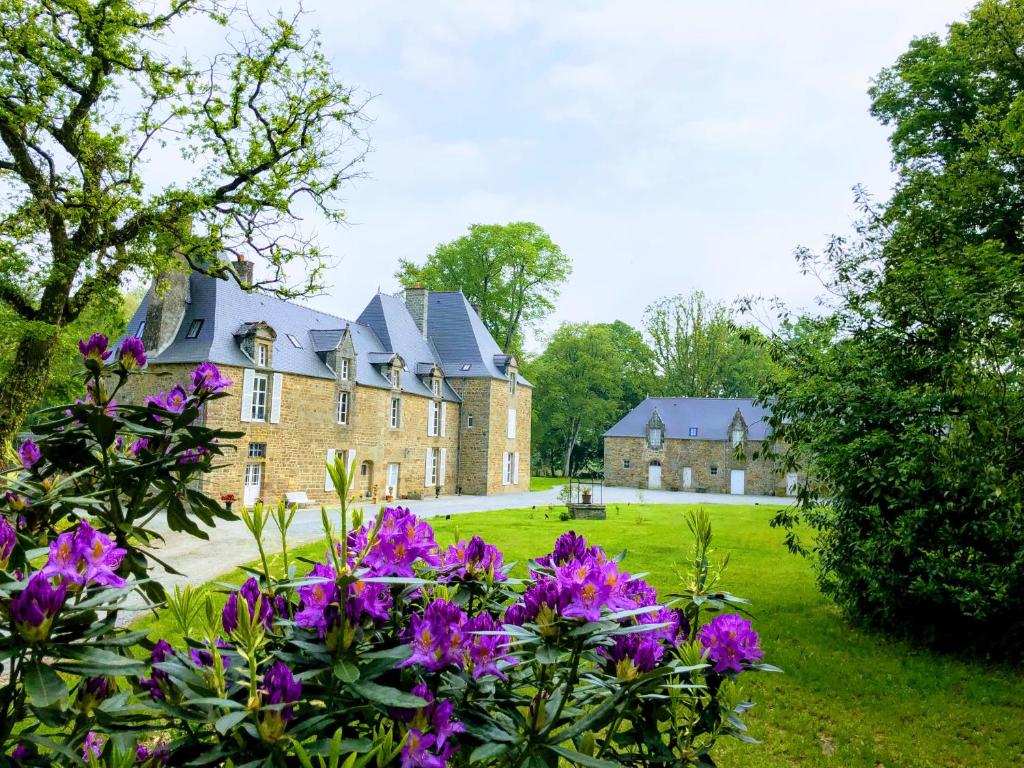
[284,491,313,507]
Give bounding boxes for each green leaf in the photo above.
[333,658,360,683]
[216,710,250,734]
[349,680,427,708]
[547,745,620,768]
[534,644,562,664]
[469,743,510,763]
[23,661,68,708]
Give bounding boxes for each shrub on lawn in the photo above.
[0,335,777,766]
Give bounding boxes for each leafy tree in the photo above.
[765,0,1024,655]
[0,0,368,445]
[528,323,622,477]
[602,319,658,416]
[396,222,571,357]
[644,291,773,397]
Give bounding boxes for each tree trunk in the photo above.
[0,332,58,447]
[561,421,580,478]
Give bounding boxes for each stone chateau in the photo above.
[603,397,797,496]
[118,259,532,504]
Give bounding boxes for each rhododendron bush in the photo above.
[0,336,777,767]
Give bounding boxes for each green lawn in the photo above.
[529,475,565,491]
[139,504,1024,767]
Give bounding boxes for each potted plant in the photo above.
[385,485,395,502]
[581,485,593,504]
[220,492,238,514]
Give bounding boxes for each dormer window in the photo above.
[340,358,350,381]
[646,410,666,450]
[256,343,269,367]
[731,428,744,447]
[648,427,663,449]
[509,375,516,395]
[432,377,442,398]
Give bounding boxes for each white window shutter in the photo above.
[347,449,356,476]
[240,368,255,422]
[270,373,283,423]
[440,402,447,437]
[325,448,336,491]
[424,448,432,487]
[513,452,520,484]
[439,448,446,487]
[427,401,435,436]
[508,408,516,439]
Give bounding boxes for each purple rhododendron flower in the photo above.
[189,639,232,669]
[119,337,147,369]
[191,361,232,394]
[5,491,28,513]
[135,743,170,765]
[603,634,666,679]
[355,506,440,577]
[40,521,126,588]
[11,743,36,760]
[698,613,764,673]
[79,333,111,363]
[11,572,66,641]
[80,675,113,703]
[145,385,188,416]
[0,515,15,569]
[348,578,392,623]
[463,612,515,680]
[223,577,275,634]
[397,684,464,767]
[400,599,468,672]
[18,439,40,470]
[295,562,339,635]
[140,640,173,700]
[440,536,506,582]
[258,661,302,743]
[41,531,82,585]
[130,437,151,456]
[402,729,445,768]
[537,530,602,567]
[83,731,105,760]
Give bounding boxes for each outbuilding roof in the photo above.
[603,397,773,441]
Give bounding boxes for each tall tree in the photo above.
[600,319,657,416]
[0,0,368,444]
[644,291,771,397]
[396,222,571,357]
[528,323,621,477]
[766,0,1024,655]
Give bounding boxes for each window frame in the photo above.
[286,333,302,349]
[390,396,401,429]
[256,343,269,367]
[623,458,630,469]
[137,320,146,337]
[250,373,268,421]
[429,400,440,436]
[337,391,349,425]
[688,427,699,437]
[340,358,350,381]
[248,442,267,459]
[509,375,516,395]
[731,428,744,447]
[648,427,663,449]
[186,319,204,339]
[427,447,440,486]
[432,377,442,397]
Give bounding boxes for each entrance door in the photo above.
[730,469,745,495]
[386,463,400,499]
[682,467,693,489]
[786,473,799,497]
[360,461,373,498]
[648,461,662,489]
[244,463,262,506]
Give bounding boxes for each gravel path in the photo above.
[140,486,789,594]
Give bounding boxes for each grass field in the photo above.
[139,504,1024,767]
[528,475,565,491]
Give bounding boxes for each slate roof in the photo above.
[123,273,527,401]
[603,397,773,441]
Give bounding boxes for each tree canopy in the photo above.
[644,291,774,398]
[396,222,571,358]
[0,0,368,443]
[764,0,1024,655]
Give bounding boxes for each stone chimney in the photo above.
[405,283,429,337]
[141,267,190,356]
[232,255,254,285]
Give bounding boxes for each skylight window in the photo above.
[137,321,146,337]
[461,364,471,371]
[286,334,302,348]
[186,319,203,339]
[688,427,698,437]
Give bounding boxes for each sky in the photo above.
[178,0,977,350]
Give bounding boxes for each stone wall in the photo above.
[445,377,532,495]
[603,436,786,496]
[119,364,461,505]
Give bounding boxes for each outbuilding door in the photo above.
[648,461,662,489]
[730,469,745,495]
